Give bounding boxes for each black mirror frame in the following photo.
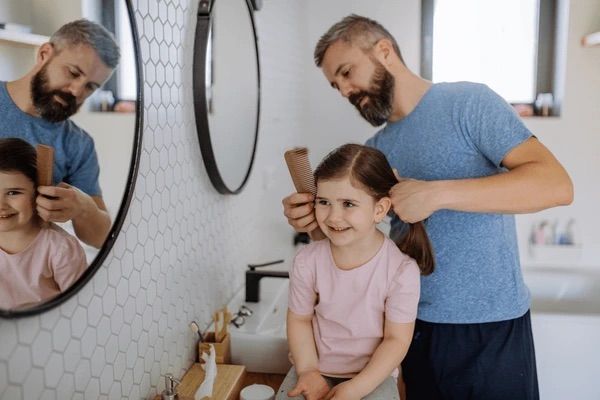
[0,0,144,318]
[193,0,261,194]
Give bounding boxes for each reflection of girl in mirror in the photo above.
[280,144,434,400]
[0,138,86,309]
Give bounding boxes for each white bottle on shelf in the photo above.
[564,218,577,246]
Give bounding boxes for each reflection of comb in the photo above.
[284,147,316,195]
[36,144,54,186]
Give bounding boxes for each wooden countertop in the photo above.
[154,363,245,400]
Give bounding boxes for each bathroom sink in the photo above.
[226,277,291,373]
[523,268,600,314]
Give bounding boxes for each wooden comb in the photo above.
[284,147,316,195]
[36,144,54,186]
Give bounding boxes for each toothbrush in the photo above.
[190,321,204,342]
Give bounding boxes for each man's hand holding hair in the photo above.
[390,169,440,223]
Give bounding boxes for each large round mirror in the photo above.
[193,0,260,194]
[0,0,142,317]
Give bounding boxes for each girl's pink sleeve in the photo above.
[51,234,88,291]
[288,248,317,316]
[385,258,421,323]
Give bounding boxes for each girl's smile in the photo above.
[315,176,388,252]
[0,213,18,218]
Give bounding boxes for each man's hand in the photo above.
[282,192,326,241]
[36,182,92,223]
[37,182,111,248]
[389,171,440,223]
[282,192,318,232]
[325,381,362,400]
[288,370,330,400]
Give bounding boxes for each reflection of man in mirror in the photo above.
[0,19,120,248]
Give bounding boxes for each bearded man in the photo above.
[0,19,120,248]
[282,14,573,400]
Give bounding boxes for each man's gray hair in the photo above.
[50,19,120,69]
[314,14,404,67]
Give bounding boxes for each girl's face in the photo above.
[315,176,390,248]
[0,171,36,233]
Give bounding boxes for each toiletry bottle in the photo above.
[541,220,554,245]
[162,374,180,400]
[535,221,546,245]
[564,218,577,245]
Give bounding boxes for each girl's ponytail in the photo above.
[396,221,434,275]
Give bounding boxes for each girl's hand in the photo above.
[288,370,330,400]
[324,381,362,400]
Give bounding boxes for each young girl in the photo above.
[278,144,434,400]
[0,138,87,310]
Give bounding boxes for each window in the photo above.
[114,0,136,101]
[101,0,137,102]
[421,0,560,116]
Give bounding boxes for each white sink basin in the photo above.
[523,267,600,314]
[226,277,291,373]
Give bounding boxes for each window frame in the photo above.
[420,0,559,116]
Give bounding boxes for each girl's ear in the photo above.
[374,197,392,223]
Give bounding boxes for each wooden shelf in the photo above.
[582,31,600,47]
[0,29,48,47]
[153,364,246,400]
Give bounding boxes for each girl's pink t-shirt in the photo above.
[288,237,420,377]
[0,223,87,309]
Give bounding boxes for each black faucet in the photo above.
[245,259,289,302]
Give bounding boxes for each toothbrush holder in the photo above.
[199,332,231,364]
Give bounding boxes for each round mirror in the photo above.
[193,0,260,194]
[0,0,142,317]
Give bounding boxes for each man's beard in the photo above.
[348,60,394,127]
[31,64,79,123]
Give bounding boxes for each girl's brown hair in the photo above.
[314,143,434,275]
[0,138,38,186]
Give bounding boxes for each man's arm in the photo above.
[37,183,111,248]
[390,137,574,223]
[73,195,111,248]
[325,320,414,400]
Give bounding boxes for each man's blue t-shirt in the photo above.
[0,81,101,196]
[366,82,532,324]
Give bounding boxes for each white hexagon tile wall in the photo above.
[0,0,307,399]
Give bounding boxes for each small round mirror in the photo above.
[193,0,260,194]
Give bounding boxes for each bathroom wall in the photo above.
[0,1,306,398]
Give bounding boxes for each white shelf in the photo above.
[527,244,582,263]
[582,31,600,47]
[522,243,600,271]
[0,29,48,47]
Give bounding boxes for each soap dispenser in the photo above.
[162,374,180,400]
